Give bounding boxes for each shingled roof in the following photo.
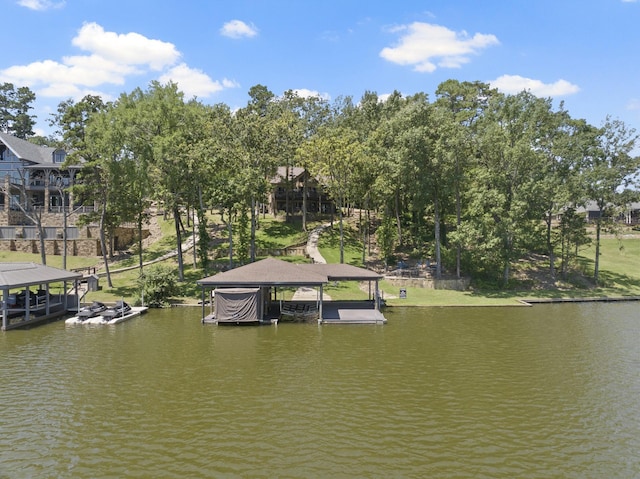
[198,258,327,287]
[0,132,82,168]
[197,257,381,287]
[0,132,56,164]
[298,263,382,281]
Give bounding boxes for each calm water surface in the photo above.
[1,303,639,478]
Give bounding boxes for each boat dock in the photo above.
[319,301,387,324]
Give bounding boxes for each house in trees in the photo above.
[576,200,640,224]
[0,132,146,256]
[0,132,84,222]
[268,166,334,216]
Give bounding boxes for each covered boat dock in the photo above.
[196,257,386,325]
[1,263,82,331]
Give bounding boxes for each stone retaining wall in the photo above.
[1,238,101,256]
[385,276,471,291]
[0,225,149,257]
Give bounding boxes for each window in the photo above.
[53,150,66,163]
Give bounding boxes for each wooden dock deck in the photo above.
[319,301,387,325]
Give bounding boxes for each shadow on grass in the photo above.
[465,262,640,300]
[258,221,306,249]
[319,227,364,266]
[107,282,141,301]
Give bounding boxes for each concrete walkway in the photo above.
[306,223,331,264]
[293,223,333,300]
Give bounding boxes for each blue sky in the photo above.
[2,0,639,138]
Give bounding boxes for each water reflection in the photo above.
[1,303,639,478]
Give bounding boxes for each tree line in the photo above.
[3,80,639,288]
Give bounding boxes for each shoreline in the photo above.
[383,294,640,308]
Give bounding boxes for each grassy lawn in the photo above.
[0,251,98,270]
[317,223,366,266]
[254,215,312,249]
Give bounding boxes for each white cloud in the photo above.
[490,75,580,97]
[1,54,140,93]
[39,83,113,102]
[0,22,233,102]
[291,88,331,100]
[627,98,640,111]
[380,22,499,72]
[159,64,239,99]
[220,20,258,39]
[0,23,179,94]
[73,22,180,70]
[17,0,65,11]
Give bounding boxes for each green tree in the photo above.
[368,91,410,247]
[382,93,456,279]
[467,91,551,285]
[138,81,196,281]
[0,83,36,138]
[187,102,235,273]
[52,95,116,283]
[435,80,495,278]
[137,264,179,307]
[234,85,281,262]
[304,121,364,264]
[582,117,640,284]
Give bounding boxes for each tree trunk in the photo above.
[197,186,209,274]
[302,172,308,231]
[594,216,602,285]
[192,207,197,268]
[62,204,68,270]
[137,214,144,273]
[434,196,442,279]
[367,207,372,256]
[99,204,112,288]
[339,198,344,264]
[455,177,461,279]
[502,233,512,287]
[224,208,234,269]
[360,208,366,265]
[395,188,402,246]
[545,210,556,280]
[250,197,256,262]
[174,206,184,282]
[36,222,47,266]
[285,166,290,223]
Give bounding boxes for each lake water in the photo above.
[1,303,639,478]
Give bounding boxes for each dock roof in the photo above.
[197,257,381,288]
[0,263,82,289]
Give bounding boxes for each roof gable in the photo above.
[0,132,55,165]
